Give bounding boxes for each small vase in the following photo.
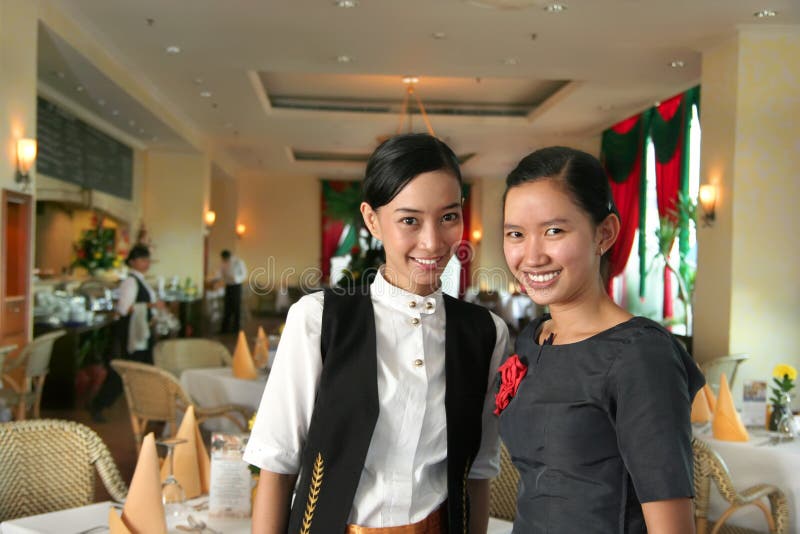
[768,392,793,432]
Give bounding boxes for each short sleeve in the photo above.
[469,311,510,479]
[607,326,699,503]
[242,292,324,474]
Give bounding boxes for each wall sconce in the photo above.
[204,210,216,228]
[471,228,483,244]
[698,184,717,226]
[16,138,37,184]
[235,223,246,238]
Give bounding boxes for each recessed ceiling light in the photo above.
[224,122,234,129]
[138,128,145,134]
[165,45,181,54]
[336,55,353,63]
[128,119,136,127]
[334,0,358,7]
[432,31,447,40]
[503,57,520,65]
[200,90,212,98]
[97,99,106,106]
[56,71,65,79]
[544,3,567,13]
[669,60,685,68]
[111,109,120,116]
[76,85,84,92]
[402,76,420,84]
[754,9,777,18]
[151,136,159,142]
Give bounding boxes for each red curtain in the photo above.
[654,95,684,320]
[605,116,642,295]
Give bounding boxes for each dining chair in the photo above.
[692,437,788,534]
[0,330,66,420]
[153,338,232,378]
[489,441,520,522]
[0,419,128,522]
[111,359,250,450]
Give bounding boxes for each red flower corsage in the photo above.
[494,354,528,415]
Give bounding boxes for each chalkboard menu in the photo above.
[36,97,133,200]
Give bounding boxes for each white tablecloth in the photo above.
[0,501,513,533]
[180,367,269,432]
[695,429,800,532]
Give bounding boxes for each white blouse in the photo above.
[243,270,508,527]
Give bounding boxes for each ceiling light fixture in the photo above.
[669,60,685,68]
[544,3,567,13]
[76,85,84,92]
[390,76,436,139]
[97,99,106,106]
[128,119,136,126]
[336,55,353,63]
[334,0,358,7]
[111,109,120,116]
[165,45,181,54]
[503,57,520,65]
[432,32,447,39]
[754,9,777,18]
[200,90,212,98]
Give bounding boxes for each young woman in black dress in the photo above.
[498,146,704,533]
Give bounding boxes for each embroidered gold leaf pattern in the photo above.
[300,453,324,534]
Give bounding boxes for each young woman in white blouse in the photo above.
[244,134,508,534]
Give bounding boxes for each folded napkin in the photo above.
[703,383,717,413]
[691,387,713,424]
[232,330,257,379]
[160,405,210,499]
[115,432,167,533]
[712,373,749,442]
[253,326,270,368]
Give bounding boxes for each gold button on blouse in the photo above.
[410,317,420,326]
[424,301,434,310]
[408,301,417,308]
[413,359,424,367]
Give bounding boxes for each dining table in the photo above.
[180,366,270,432]
[0,500,514,533]
[694,427,800,532]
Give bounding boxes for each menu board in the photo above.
[36,97,133,200]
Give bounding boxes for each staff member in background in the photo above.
[215,249,247,334]
[90,244,164,422]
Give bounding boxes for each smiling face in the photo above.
[504,178,614,308]
[361,169,463,296]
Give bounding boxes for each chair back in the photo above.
[154,338,232,378]
[23,330,66,379]
[489,441,520,521]
[0,419,128,522]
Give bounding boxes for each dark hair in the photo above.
[504,146,618,280]
[125,244,150,266]
[221,250,231,260]
[362,133,462,209]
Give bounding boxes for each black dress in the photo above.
[498,316,704,533]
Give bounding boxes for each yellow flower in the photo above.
[248,412,257,431]
[773,364,797,382]
[278,323,286,335]
[93,252,102,260]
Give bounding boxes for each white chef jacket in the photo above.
[243,269,508,527]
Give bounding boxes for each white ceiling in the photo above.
[40,0,799,180]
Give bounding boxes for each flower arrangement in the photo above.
[768,363,797,432]
[72,214,123,274]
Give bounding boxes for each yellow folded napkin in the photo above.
[121,433,167,533]
[232,330,257,379]
[108,507,131,534]
[703,383,717,413]
[691,387,712,424]
[712,373,749,442]
[160,405,210,499]
[253,326,270,368]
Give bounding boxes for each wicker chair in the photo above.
[692,437,789,534]
[0,330,66,420]
[111,359,251,450]
[0,419,128,522]
[489,441,520,522]
[153,338,232,378]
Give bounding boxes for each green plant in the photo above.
[72,214,122,274]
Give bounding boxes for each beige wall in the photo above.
[695,28,800,405]
[236,172,320,292]
[207,168,238,272]
[143,151,209,288]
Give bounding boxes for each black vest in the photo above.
[286,289,497,534]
